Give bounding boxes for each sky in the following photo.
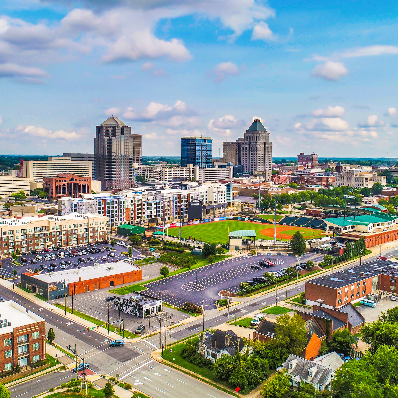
[1,0,398,157]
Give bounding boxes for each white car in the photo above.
[391,295,397,301]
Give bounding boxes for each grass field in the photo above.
[231,317,254,328]
[166,220,324,244]
[262,306,292,315]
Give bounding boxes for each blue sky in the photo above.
[1,0,398,157]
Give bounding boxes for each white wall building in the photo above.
[334,170,386,188]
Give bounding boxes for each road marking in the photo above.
[176,378,186,384]
[156,388,166,393]
[154,372,161,376]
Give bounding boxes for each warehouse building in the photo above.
[0,301,46,371]
[21,261,142,300]
[305,259,398,308]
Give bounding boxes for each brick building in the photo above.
[0,213,109,255]
[21,261,142,300]
[43,174,91,200]
[0,301,46,372]
[297,152,319,168]
[296,174,336,187]
[306,259,397,308]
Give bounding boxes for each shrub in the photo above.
[217,299,228,307]
[123,382,132,390]
[181,302,203,314]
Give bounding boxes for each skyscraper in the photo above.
[94,116,142,191]
[222,119,272,180]
[181,136,213,168]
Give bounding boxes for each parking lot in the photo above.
[144,253,301,309]
[53,264,189,335]
[1,242,141,281]
[357,292,398,323]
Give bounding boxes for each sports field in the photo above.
[167,220,324,244]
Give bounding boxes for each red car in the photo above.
[379,256,388,261]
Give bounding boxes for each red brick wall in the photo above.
[68,269,142,295]
[344,230,398,248]
[305,282,339,307]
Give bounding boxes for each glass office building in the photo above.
[181,137,213,168]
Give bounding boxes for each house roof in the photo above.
[313,352,344,372]
[312,309,345,331]
[256,319,276,338]
[338,303,365,328]
[282,354,336,387]
[305,318,325,339]
[203,330,244,356]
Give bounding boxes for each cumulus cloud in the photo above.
[358,115,384,128]
[387,107,397,117]
[341,45,398,58]
[305,118,349,131]
[17,125,81,140]
[104,107,121,117]
[208,114,245,132]
[141,62,154,71]
[312,106,345,118]
[211,62,240,82]
[311,61,348,81]
[251,21,275,41]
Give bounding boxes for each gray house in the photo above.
[200,330,246,362]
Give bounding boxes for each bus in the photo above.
[360,299,376,308]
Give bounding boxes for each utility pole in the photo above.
[258,181,261,213]
[107,302,110,335]
[64,280,67,315]
[227,294,230,319]
[165,312,168,349]
[274,199,277,250]
[202,301,205,332]
[71,284,74,314]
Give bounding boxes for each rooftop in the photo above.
[0,301,44,334]
[229,230,257,237]
[308,259,397,289]
[325,213,396,227]
[0,213,106,226]
[101,116,126,127]
[247,119,266,132]
[27,261,140,285]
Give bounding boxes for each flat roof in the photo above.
[0,301,44,334]
[30,261,140,285]
[229,230,257,237]
[325,213,396,227]
[307,259,397,289]
[0,213,105,226]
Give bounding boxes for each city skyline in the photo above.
[1,1,398,157]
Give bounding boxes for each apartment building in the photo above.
[0,213,109,255]
[62,153,95,178]
[59,194,125,228]
[297,152,319,168]
[0,176,36,197]
[334,170,386,188]
[23,157,92,182]
[0,301,46,371]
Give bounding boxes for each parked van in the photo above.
[360,299,376,308]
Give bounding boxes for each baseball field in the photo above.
[166,220,324,244]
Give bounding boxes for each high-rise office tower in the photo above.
[240,119,272,179]
[222,118,272,180]
[94,116,142,191]
[181,136,213,168]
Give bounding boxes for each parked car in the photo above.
[73,363,90,372]
[251,264,261,270]
[106,296,116,302]
[135,325,146,334]
[391,295,397,301]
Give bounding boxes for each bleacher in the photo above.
[279,216,298,226]
[292,217,312,227]
[307,218,327,230]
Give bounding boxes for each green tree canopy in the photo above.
[261,370,290,398]
[47,328,55,344]
[160,266,169,278]
[328,329,356,356]
[290,231,306,256]
[0,384,10,398]
[103,381,114,398]
[371,182,384,195]
[275,313,307,356]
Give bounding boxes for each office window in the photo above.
[32,331,40,340]
[4,338,11,346]
[18,345,28,355]
[4,363,12,371]
[5,350,12,358]
[32,343,40,351]
[33,355,40,363]
[17,335,28,343]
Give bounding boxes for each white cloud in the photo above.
[104,107,121,117]
[211,62,240,82]
[312,106,345,118]
[153,68,166,76]
[122,107,136,120]
[0,117,2,126]
[144,132,157,140]
[251,21,275,41]
[0,63,47,79]
[387,107,397,117]
[305,117,349,131]
[311,61,348,81]
[141,62,154,71]
[341,45,398,58]
[17,125,81,140]
[358,115,384,128]
[208,115,245,131]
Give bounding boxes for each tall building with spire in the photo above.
[222,118,272,180]
[94,116,142,191]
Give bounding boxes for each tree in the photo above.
[275,313,307,356]
[47,328,55,344]
[103,381,114,398]
[160,266,169,278]
[128,247,133,257]
[261,370,290,398]
[10,190,26,201]
[0,384,10,398]
[328,329,356,356]
[136,175,146,184]
[360,187,371,197]
[371,182,384,195]
[202,243,216,257]
[290,232,306,256]
[304,260,315,270]
[361,321,398,353]
[129,234,142,246]
[110,239,116,247]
